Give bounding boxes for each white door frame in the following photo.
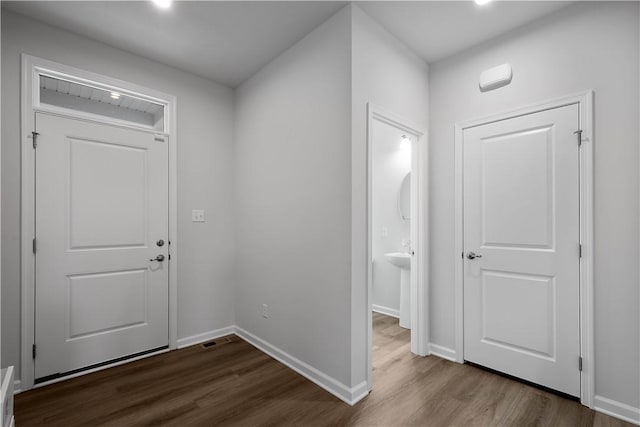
[20,54,179,391]
[366,103,428,388]
[453,91,595,407]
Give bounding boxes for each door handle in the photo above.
[150,254,165,262]
[466,252,483,260]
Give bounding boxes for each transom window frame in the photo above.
[31,64,171,134]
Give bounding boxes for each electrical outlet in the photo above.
[191,209,205,222]
[261,304,269,318]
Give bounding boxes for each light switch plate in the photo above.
[192,210,205,222]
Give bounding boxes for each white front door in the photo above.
[463,104,581,396]
[35,113,169,380]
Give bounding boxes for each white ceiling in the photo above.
[3,1,572,88]
[357,1,572,64]
[2,1,347,88]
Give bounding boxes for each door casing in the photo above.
[20,54,178,391]
[366,103,428,391]
[453,91,594,407]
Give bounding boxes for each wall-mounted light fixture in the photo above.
[400,135,412,151]
[475,0,492,5]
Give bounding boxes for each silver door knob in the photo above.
[467,252,483,260]
[150,254,165,262]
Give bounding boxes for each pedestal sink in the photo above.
[384,252,411,329]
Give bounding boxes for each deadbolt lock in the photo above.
[156,239,165,247]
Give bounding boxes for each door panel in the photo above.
[67,269,148,340]
[463,104,580,397]
[68,138,148,249]
[35,113,169,379]
[481,126,554,249]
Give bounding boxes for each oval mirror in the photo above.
[398,172,411,222]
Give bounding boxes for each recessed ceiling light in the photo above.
[475,0,492,5]
[151,0,172,9]
[110,92,121,100]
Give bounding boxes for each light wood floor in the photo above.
[15,313,632,426]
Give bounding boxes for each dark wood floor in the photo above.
[15,313,632,426]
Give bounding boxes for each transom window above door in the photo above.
[37,73,166,132]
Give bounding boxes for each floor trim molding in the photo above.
[372,305,400,319]
[428,343,458,362]
[594,395,640,425]
[13,380,22,394]
[176,326,236,349]
[234,326,368,406]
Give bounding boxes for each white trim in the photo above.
[372,304,400,319]
[453,91,595,407]
[19,54,179,392]
[234,327,369,406]
[366,103,429,397]
[594,395,640,425]
[428,344,457,362]
[176,327,236,349]
[13,381,21,395]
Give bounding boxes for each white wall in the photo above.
[1,10,236,381]
[351,4,429,387]
[372,121,411,314]
[234,4,429,398]
[429,1,639,414]
[234,6,353,388]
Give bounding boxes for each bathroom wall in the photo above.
[1,10,236,383]
[429,1,639,417]
[371,121,411,315]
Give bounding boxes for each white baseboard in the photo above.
[372,304,400,319]
[176,326,235,349]
[13,380,21,394]
[428,343,458,362]
[14,324,371,407]
[234,326,369,406]
[594,395,640,425]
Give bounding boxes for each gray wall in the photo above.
[234,7,353,386]
[351,4,429,386]
[234,4,430,392]
[429,1,639,410]
[1,10,236,381]
[371,120,411,314]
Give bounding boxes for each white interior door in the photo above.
[463,104,581,396]
[35,113,169,380]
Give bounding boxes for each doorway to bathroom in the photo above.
[366,104,428,387]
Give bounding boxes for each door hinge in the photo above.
[32,131,40,149]
[32,344,37,359]
[578,356,583,371]
[578,243,582,258]
[33,238,37,254]
[573,130,583,147]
